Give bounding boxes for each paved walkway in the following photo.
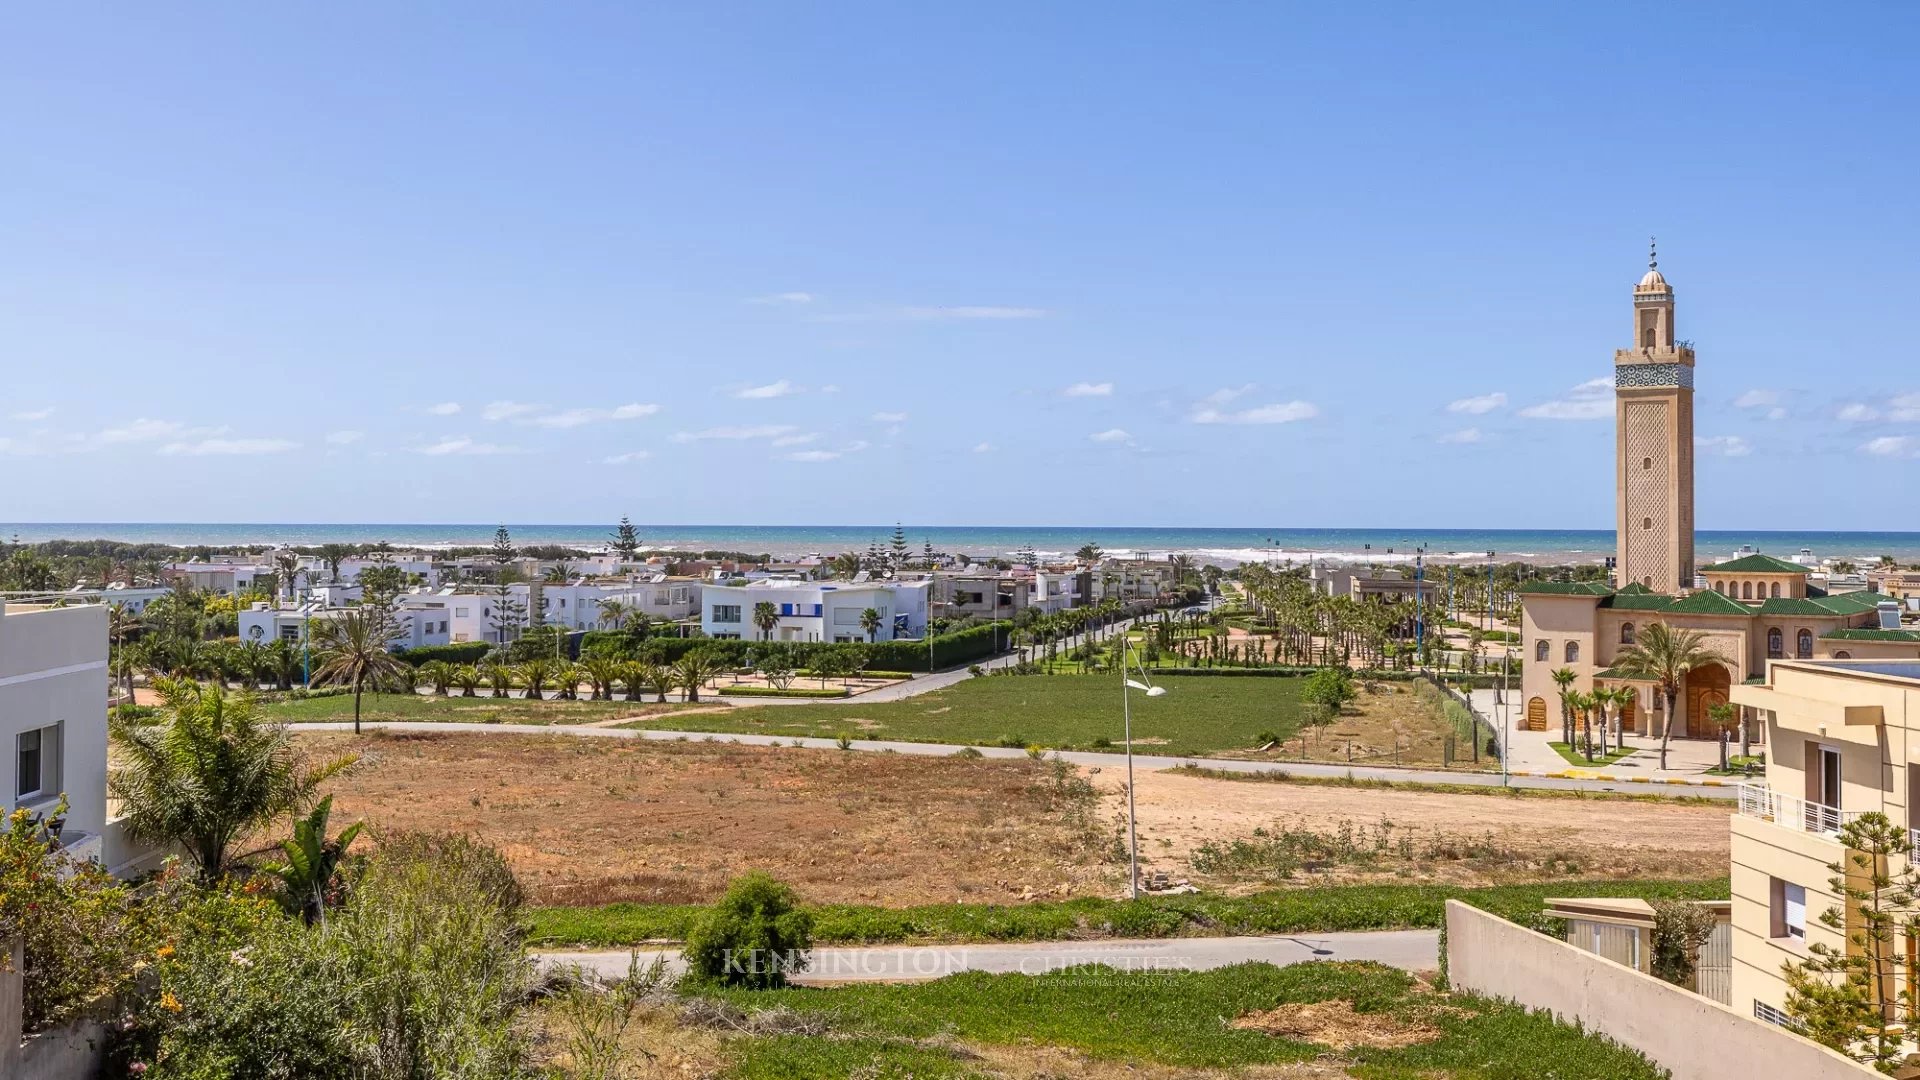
[1468,687,1748,786]
[536,929,1440,984]
[293,719,1734,797]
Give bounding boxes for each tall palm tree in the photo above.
[752,601,779,642]
[109,678,356,884]
[1611,622,1730,771]
[859,607,882,643]
[107,601,142,704]
[274,550,301,603]
[310,608,407,735]
[597,598,632,630]
[1550,667,1578,747]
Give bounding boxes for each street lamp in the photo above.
[1119,636,1168,900]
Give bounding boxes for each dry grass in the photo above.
[308,731,1113,906]
[1231,999,1440,1051]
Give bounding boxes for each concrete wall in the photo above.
[1444,900,1876,1080]
[2,941,115,1080]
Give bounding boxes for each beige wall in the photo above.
[1519,595,1599,718]
[0,604,109,835]
[1445,900,1876,1080]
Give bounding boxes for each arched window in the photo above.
[1643,517,1653,531]
[1766,628,1783,658]
[1770,582,1781,599]
[1742,582,1753,600]
[1715,580,1726,594]
[1620,622,1636,644]
[1643,326,1656,347]
[1535,639,1550,663]
[1565,641,1580,664]
[1642,457,1653,471]
[1835,651,1852,660]
[1797,629,1814,659]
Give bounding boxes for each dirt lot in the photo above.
[1102,766,1731,888]
[308,732,1110,907]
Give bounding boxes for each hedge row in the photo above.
[578,621,1010,672]
[394,642,493,667]
[719,686,849,699]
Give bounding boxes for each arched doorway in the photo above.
[1617,692,1639,735]
[1684,663,1732,739]
[1526,696,1548,732]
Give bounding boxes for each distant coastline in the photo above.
[6,523,1919,568]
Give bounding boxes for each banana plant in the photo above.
[265,794,364,926]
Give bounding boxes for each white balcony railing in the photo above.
[1738,784,1860,837]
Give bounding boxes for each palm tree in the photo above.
[1550,666,1578,748]
[310,608,408,735]
[598,598,632,630]
[483,661,515,699]
[453,664,482,697]
[274,550,301,602]
[263,794,364,925]
[752,601,779,642]
[518,656,558,701]
[419,660,455,696]
[859,606,882,642]
[544,563,575,584]
[107,602,142,704]
[625,659,670,703]
[552,661,582,700]
[581,656,623,701]
[671,649,723,703]
[317,543,353,583]
[109,678,356,884]
[1611,622,1730,771]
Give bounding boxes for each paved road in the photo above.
[536,929,1440,984]
[293,718,1732,797]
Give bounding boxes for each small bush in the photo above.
[682,872,814,989]
[951,746,984,759]
[1090,736,1113,749]
[1253,729,1282,746]
[395,641,493,667]
[835,732,854,751]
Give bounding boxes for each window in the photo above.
[1620,623,1636,644]
[1742,582,1753,600]
[1770,878,1807,941]
[1642,517,1652,530]
[1564,641,1580,663]
[1797,629,1814,659]
[711,605,742,623]
[1770,582,1781,599]
[15,724,60,803]
[1642,456,1652,471]
[1766,628,1783,659]
[454,607,470,618]
[1836,651,1852,660]
[1535,639,1550,662]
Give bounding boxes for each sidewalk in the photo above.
[1467,688,1747,787]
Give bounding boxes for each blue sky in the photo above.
[4,4,1917,529]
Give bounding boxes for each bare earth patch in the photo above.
[305,731,1111,907]
[1231,1000,1438,1051]
[1097,765,1730,888]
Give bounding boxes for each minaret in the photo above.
[1614,240,1695,593]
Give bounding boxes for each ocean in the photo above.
[5,523,1919,567]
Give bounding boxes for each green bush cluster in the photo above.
[394,641,493,667]
[580,621,1009,673]
[682,872,815,989]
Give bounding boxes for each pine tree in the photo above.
[890,524,909,569]
[611,516,641,560]
[491,525,516,566]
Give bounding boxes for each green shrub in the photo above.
[722,686,849,698]
[682,872,815,989]
[951,746,984,759]
[394,641,492,667]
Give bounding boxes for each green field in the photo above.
[526,878,1728,947]
[702,961,1666,1078]
[260,691,691,726]
[621,673,1306,756]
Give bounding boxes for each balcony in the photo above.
[1738,784,1859,837]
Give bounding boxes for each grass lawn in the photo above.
[1707,753,1766,777]
[702,961,1667,1078]
[1546,741,1637,768]
[526,877,1728,947]
[260,691,692,726]
[624,673,1305,756]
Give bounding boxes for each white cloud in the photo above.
[1191,400,1319,425]
[900,305,1045,320]
[872,411,910,424]
[1765,407,1788,421]
[523,403,661,429]
[424,402,462,416]
[97,418,209,444]
[481,400,544,422]
[1446,392,1507,415]
[1439,428,1484,444]
[413,436,516,456]
[735,380,799,400]
[601,451,652,465]
[1838,403,1881,423]
[1201,385,1254,406]
[1861,435,1919,458]
[159,438,300,457]
[749,292,814,305]
[1733,389,1780,409]
[972,442,994,453]
[1089,428,1132,443]
[1889,393,1920,422]
[672,425,799,442]
[9,407,52,422]
[324,430,365,445]
[1695,434,1753,458]
[1063,381,1114,398]
[783,440,869,463]
[1518,377,1613,421]
[771,433,820,447]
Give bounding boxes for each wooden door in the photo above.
[1526,696,1547,732]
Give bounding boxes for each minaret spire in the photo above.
[1649,236,1657,271]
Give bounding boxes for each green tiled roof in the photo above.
[1755,597,1834,616]
[1598,593,1679,611]
[1756,591,1888,618]
[1615,582,1655,595]
[1666,589,1754,615]
[1517,581,1612,596]
[1822,628,1920,642]
[1592,666,1653,681]
[1700,553,1809,575]
[1818,590,1889,614]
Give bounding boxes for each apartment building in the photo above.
[0,597,115,866]
[1728,659,1920,1027]
[701,580,929,642]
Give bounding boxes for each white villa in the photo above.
[700,579,930,642]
